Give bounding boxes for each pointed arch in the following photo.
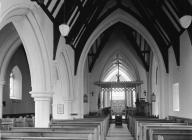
[0,2,52,92]
[75,8,167,118]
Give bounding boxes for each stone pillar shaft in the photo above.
[30,91,53,128]
[0,81,5,119]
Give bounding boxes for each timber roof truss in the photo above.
[31,0,192,74]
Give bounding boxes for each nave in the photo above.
[1,0,192,140]
[2,113,192,140]
[106,124,134,140]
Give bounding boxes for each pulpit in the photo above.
[135,98,151,116]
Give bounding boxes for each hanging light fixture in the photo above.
[179,15,192,29]
[59,24,70,36]
[59,1,70,37]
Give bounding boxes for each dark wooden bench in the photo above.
[1,118,15,130]
[1,118,34,130]
[148,127,192,140]
[50,122,101,139]
[50,115,110,140]
[1,127,95,140]
[134,119,175,139]
[127,115,165,136]
[2,136,88,140]
[139,123,188,140]
[1,115,110,140]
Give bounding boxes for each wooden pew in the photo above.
[139,123,188,140]
[50,121,101,140]
[1,115,110,140]
[1,127,95,140]
[127,115,162,136]
[1,117,34,129]
[128,115,192,140]
[1,118,15,130]
[148,127,192,140]
[134,118,175,139]
[50,115,110,140]
[2,136,88,140]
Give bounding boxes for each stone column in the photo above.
[124,88,127,107]
[30,91,53,128]
[0,81,5,119]
[131,90,133,107]
[127,89,131,107]
[106,89,110,107]
[110,88,113,107]
[103,89,105,108]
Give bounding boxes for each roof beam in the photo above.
[125,30,149,71]
[131,0,169,72]
[74,0,110,74]
[89,30,112,72]
[66,0,95,45]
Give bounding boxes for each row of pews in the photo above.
[0,115,110,140]
[0,117,34,129]
[127,115,192,140]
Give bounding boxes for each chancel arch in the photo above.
[100,51,141,82]
[76,9,167,118]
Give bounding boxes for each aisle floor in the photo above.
[106,123,134,140]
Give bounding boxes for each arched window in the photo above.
[173,83,180,111]
[9,66,22,100]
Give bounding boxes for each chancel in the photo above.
[1,0,192,140]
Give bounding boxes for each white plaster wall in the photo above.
[151,56,160,116]
[168,31,192,118]
[83,59,89,115]
[52,37,74,119]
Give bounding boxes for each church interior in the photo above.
[1,0,192,140]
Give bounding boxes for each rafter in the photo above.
[66,0,96,45]
[32,0,191,74]
[132,0,170,71]
[125,31,149,71]
[88,30,112,72]
[74,0,111,74]
[142,0,179,41]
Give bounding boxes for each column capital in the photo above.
[30,91,53,101]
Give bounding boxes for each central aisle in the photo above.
[106,123,134,140]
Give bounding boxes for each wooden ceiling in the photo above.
[31,0,192,74]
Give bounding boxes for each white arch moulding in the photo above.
[0,1,53,127]
[52,38,74,119]
[0,30,21,118]
[76,8,167,118]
